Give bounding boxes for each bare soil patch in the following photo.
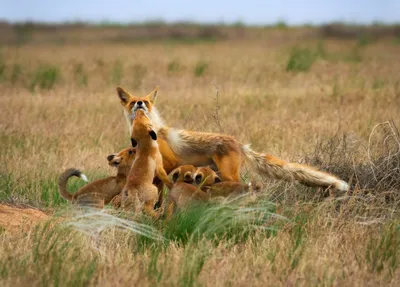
[0,204,49,233]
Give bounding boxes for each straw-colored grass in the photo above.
[0,27,399,286]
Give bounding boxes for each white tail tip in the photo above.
[80,173,89,182]
[336,181,349,192]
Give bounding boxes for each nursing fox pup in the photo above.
[58,147,136,207]
[193,166,262,197]
[166,165,208,218]
[119,109,173,217]
[116,87,349,192]
[166,165,260,217]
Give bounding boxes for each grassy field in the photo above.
[0,25,399,286]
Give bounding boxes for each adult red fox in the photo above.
[116,87,349,192]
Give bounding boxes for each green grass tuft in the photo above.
[167,59,181,73]
[194,60,208,77]
[366,223,400,275]
[30,64,61,91]
[286,47,316,72]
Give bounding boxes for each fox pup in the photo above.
[193,166,262,197]
[166,165,208,218]
[116,87,349,192]
[58,147,136,207]
[120,109,173,217]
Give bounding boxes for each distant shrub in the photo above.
[275,21,288,29]
[357,35,374,47]
[30,64,60,90]
[74,63,88,87]
[194,60,208,77]
[167,59,181,73]
[286,47,316,72]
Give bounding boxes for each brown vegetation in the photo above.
[0,24,399,286]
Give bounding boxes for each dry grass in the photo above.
[0,27,399,286]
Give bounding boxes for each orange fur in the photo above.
[117,87,349,192]
[58,147,136,207]
[193,166,262,197]
[118,109,173,218]
[165,165,208,219]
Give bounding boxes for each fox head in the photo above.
[193,166,222,187]
[169,165,197,184]
[117,86,158,116]
[117,86,165,131]
[107,147,136,169]
[130,109,157,148]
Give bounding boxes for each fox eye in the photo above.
[128,150,133,155]
[144,100,149,106]
[129,101,136,107]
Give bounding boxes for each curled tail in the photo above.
[58,168,89,201]
[241,145,349,192]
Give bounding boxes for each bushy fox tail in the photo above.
[241,145,349,192]
[58,168,89,201]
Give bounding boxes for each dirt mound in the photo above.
[0,204,49,233]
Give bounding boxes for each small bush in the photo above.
[30,64,60,90]
[194,60,208,77]
[357,35,374,47]
[286,47,316,72]
[167,59,181,73]
[275,20,288,29]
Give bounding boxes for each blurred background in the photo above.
[1,0,399,44]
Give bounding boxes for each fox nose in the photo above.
[137,101,143,106]
[107,155,114,161]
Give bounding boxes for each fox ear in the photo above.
[148,86,159,103]
[195,173,203,185]
[149,130,157,141]
[214,176,222,184]
[171,169,179,183]
[107,154,115,162]
[117,87,132,104]
[131,138,137,147]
